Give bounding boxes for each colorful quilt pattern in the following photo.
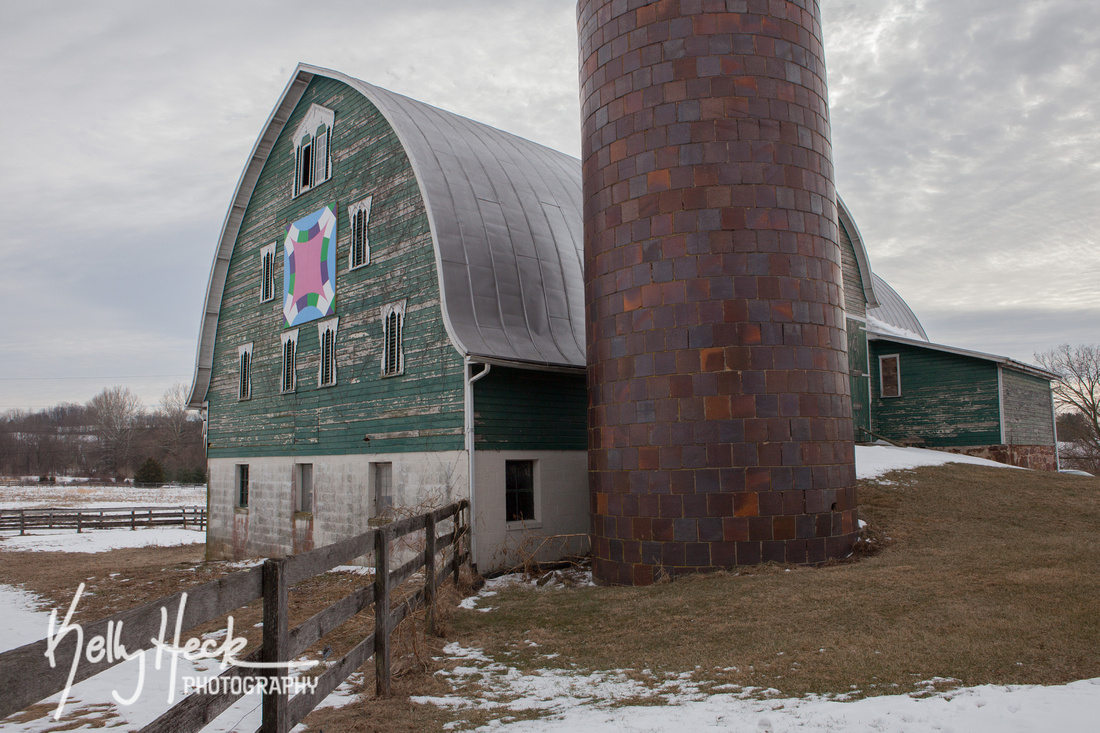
[283,204,338,327]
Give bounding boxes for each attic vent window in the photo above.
[292,104,335,197]
[349,196,373,270]
[880,354,901,398]
[238,343,253,401]
[281,329,299,393]
[317,317,339,387]
[381,300,406,377]
[259,243,276,303]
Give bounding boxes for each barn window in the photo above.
[381,300,406,376]
[372,462,393,516]
[259,243,276,303]
[281,329,299,393]
[291,104,334,197]
[295,463,313,514]
[349,196,373,270]
[880,354,901,398]
[506,460,536,523]
[236,464,249,508]
[317,317,339,387]
[237,343,253,401]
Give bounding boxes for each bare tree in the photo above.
[155,382,204,478]
[1035,344,1100,473]
[86,386,144,476]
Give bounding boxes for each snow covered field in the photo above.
[0,447,1083,732]
[0,483,205,510]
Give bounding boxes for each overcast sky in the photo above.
[1,0,1096,412]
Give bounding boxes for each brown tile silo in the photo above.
[579,0,857,585]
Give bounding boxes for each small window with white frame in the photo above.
[237,343,253,401]
[381,300,406,376]
[280,329,299,393]
[349,196,373,270]
[317,317,339,387]
[292,104,334,197]
[879,354,901,398]
[259,243,276,303]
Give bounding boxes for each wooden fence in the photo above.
[0,500,469,732]
[0,506,207,534]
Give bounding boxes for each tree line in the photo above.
[0,383,205,483]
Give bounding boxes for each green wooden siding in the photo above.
[206,77,464,458]
[1001,368,1055,445]
[474,366,587,450]
[839,220,866,318]
[869,340,1001,447]
[846,318,870,439]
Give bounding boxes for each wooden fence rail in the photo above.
[0,506,207,533]
[0,499,470,733]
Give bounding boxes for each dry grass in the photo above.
[6,464,1099,730]
[448,465,1100,699]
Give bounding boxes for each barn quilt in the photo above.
[283,204,338,327]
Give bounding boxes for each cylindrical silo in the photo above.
[579,0,857,585]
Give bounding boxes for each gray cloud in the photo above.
[1,0,1096,410]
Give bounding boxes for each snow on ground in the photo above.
[0,483,205,510]
[415,574,1100,732]
[0,582,360,732]
[0,526,205,553]
[854,444,1018,480]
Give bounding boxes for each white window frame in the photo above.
[292,104,335,197]
[381,300,406,377]
[317,317,339,388]
[348,196,373,270]
[879,354,901,398]
[259,243,276,303]
[281,329,299,394]
[237,343,253,401]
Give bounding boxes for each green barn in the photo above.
[187,64,1057,568]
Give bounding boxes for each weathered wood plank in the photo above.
[284,528,376,586]
[425,513,436,635]
[373,527,391,698]
[288,584,374,659]
[286,631,375,726]
[140,646,262,733]
[0,566,263,720]
[262,559,289,733]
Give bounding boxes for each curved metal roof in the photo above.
[836,196,879,311]
[187,64,893,409]
[188,64,585,407]
[866,273,929,341]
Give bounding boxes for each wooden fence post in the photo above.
[262,557,289,733]
[425,513,436,636]
[452,506,462,585]
[20,509,25,536]
[374,526,391,698]
[131,509,136,531]
[76,511,82,534]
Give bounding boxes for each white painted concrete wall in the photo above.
[207,448,590,572]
